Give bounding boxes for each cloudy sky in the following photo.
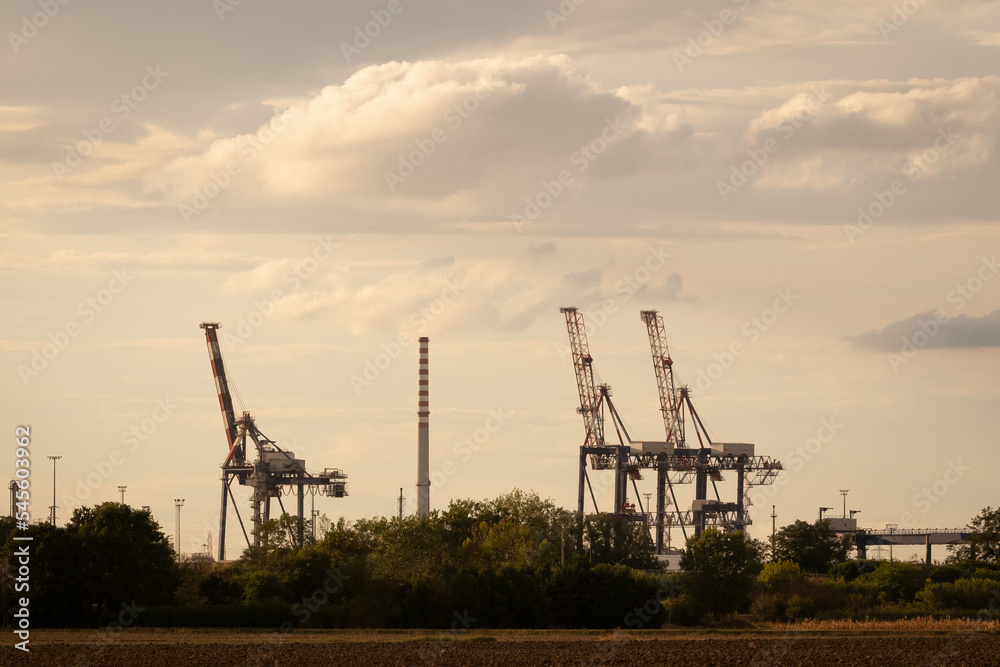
[3,0,999,559]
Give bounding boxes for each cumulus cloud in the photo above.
[851,309,1000,350]
[741,77,1000,191]
[147,55,702,217]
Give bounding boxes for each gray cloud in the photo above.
[851,309,1000,351]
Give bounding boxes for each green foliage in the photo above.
[757,560,804,590]
[750,593,786,622]
[917,578,1000,611]
[860,561,927,604]
[680,528,764,621]
[785,594,816,621]
[583,513,659,570]
[828,559,882,582]
[949,506,1000,564]
[548,563,667,628]
[662,593,705,626]
[772,520,851,574]
[0,504,177,627]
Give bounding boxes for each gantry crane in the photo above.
[561,308,634,519]
[560,308,784,553]
[200,323,348,561]
[639,310,783,542]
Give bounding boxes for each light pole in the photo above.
[118,486,127,505]
[47,456,61,525]
[819,507,833,522]
[886,523,897,561]
[174,498,185,558]
[840,490,849,518]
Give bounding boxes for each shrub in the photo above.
[917,578,1000,611]
[750,593,786,622]
[757,560,804,590]
[785,594,816,621]
[662,593,705,626]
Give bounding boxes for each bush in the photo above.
[785,594,816,621]
[862,561,926,603]
[917,578,1000,611]
[750,593,786,622]
[662,593,705,626]
[757,560,804,590]
[829,559,882,583]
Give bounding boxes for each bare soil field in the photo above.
[17,627,1000,666]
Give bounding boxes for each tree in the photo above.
[584,513,659,570]
[70,503,177,618]
[772,520,851,573]
[949,506,1000,564]
[680,528,764,620]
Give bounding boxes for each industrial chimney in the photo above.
[416,337,430,516]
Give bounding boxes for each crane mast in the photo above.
[560,307,605,449]
[640,310,685,448]
[199,322,243,465]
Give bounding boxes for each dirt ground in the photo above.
[14,628,1000,666]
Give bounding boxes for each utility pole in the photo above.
[886,523,897,562]
[174,498,185,558]
[771,505,777,558]
[47,456,61,525]
[840,489,849,518]
[118,485,127,505]
[311,493,318,543]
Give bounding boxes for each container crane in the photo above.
[200,322,348,561]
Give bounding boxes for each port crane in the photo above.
[200,322,347,560]
[560,308,783,553]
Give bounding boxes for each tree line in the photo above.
[1,492,997,628]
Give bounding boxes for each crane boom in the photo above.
[560,307,604,447]
[640,310,685,447]
[200,322,241,463]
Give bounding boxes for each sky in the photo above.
[2,0,999,560]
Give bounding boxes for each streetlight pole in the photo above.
[47,456,61,525]
[174,498,185,558]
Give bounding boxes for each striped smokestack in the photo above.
[416,337,430,516]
